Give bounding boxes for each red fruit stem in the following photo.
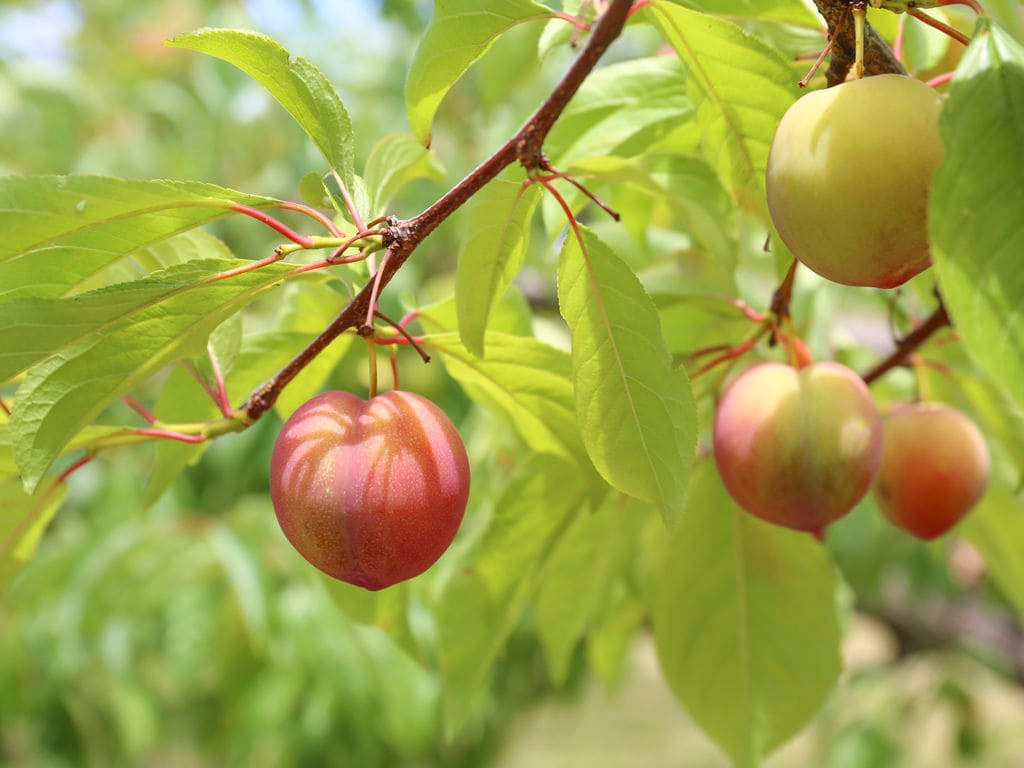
[56,452,95,484]
[534,163,621,221]
[893,13,906,62]
[122,395,158,425]
[862,301,951,385]
[133,428,207,444]
[206,346,234,418]
[375,310,431,363]
[908,8,971,46]
[799,12,847,87]
[926,71,956,87]
[275,200,343,237]
[181,360,228,413]
[241,0,635,421]
[229,203,316,248]
[691,333,764,379]
[549,10,591,31]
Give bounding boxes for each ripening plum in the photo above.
[766,74,944,288]
[874,402,990,539]
[713,361,883,536]
[270,390,470,590]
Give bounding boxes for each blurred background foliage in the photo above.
[2,1,1024,767]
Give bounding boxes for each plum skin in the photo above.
[766,74,944,288]
[713,362,883,534]
[270,390,470,590]
[874,403,990,540]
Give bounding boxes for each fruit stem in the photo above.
[275,200,343,237]
[908,8,971,45]
[533,162,621,221]
[122,396,158,425]
[0,397,10,417]
[799,11,849,87]
[229,204,317,248]
[853,2,867,78]
[364,335,379,399]
[375,310,431,363]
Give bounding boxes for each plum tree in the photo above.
[713,361,883,535]
[766,74,944,288]
[874,402,990,539]
[270,389,470,590]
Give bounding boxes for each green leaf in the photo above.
[536,495,648,684]
[544,57,692,166]
[930,22,1024,412]
[424,332,588,467]
[0,176,278,299]
[566,154,736,264]
[961,477,1024,618]
[439,454,585,736]
[646,2,798,209]
[653,463,842,768]
[168,29,356,190]
[671,0,818,26]
[557,228,696,524]
[0,475,67,592]
[0,238,246,383]
[405,0,551,145]
[364,132,446,216]
[10,259,294,492]
[455,180,542,356]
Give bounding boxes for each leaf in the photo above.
[11,259,294,492]
[961,477,1024,618]
[363,132,446,216]
[930,22,1024,412]
[646,2,798,209]
[0,176,278,299]
[168,29,356,190]
[439,454,585,735]
[653,463,842,768]
[566,154,736,264]
[0,475,67,592]
[423,332,588,467]
[535,495,648,684]
[455,180,542,356]
[544,57,693,166]
[557,228,696,525]
[405,0,551,145]
[671,0,818,26]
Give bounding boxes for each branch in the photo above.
[862,300,951,384]
[813,0,907,85]
[242,0,634,420]
[861,590,1024,684]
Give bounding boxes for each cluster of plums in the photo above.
[268,75,968,589]
[270,390,470,591]
[713,361,990,539]
[715,73,988,539]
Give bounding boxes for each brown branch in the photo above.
[813,0,907,85]
[861,591,1024,684]
[241,0,634,420]
[862,300,951,385]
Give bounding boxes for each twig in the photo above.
[813,0,907,84]
[242,0,635,421]
[862,301,952,384]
